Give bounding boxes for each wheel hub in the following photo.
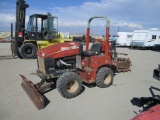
[26,48,32,54]
[67,80,79,93]
[104,74,111,84]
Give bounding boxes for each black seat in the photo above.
[83,42,102,56]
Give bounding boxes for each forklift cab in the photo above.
[26,13,58,40]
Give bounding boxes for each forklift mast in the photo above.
[11,0,29,57]
[15,0,29,47]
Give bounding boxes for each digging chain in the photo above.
[116,57,132,72]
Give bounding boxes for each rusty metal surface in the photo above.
[116,57,131,72]
[20,74,44,110]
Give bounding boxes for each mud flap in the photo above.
[20,74,44,110]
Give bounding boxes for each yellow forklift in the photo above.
[11,0,73,59]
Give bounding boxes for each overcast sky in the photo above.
[0,0,159,35]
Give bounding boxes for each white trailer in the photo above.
[130,29,160,48]
[116,32,133,46]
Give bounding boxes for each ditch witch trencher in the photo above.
[20,16,131,110]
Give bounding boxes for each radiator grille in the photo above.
[37,56,45,73]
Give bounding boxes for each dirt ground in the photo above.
[0,43,160,120]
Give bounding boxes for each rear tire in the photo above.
[20,43,37,59]
[56,72,82,98]
[96,67,113,88]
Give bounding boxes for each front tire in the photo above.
[56,72,82,98]
[20,43,37,59]
[96,67,113,88]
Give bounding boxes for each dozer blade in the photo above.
[20,74,44,110]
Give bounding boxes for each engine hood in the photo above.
[37,42,81,58]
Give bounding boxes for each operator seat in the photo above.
[42,28,47,36]
[83,42,102,56]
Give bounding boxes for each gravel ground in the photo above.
[0,43,160,120]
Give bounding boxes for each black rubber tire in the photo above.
[96,67,113,88]
[56,72,82,98]
[20,43,37,59]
